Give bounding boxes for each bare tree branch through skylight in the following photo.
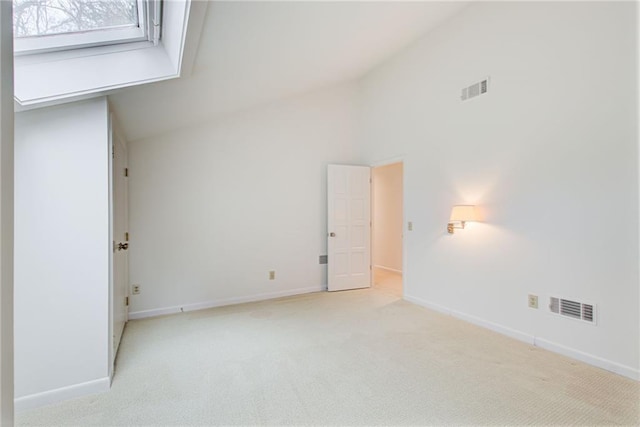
[13,0,138,38]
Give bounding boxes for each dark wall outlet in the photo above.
[319,255,328,264]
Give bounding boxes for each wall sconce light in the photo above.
[447,205,478,234]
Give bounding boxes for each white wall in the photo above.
[372,162,403,272]
[14,98,111,409]
[0,1,13,423]
[358,1,639,378]
[128,84,361,317]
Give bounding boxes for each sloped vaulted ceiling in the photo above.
[109,1,469,142]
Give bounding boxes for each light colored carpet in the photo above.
[17,273,640,426]
[372,267,403,298]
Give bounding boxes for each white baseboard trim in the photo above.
[405,294,639,381]
[15,377,110,412]
[404,296,450,316]
[534,337,639,381]
[129,285,324,320]
[451,308,534,345]
[405,295,534,345]
[373,265,403,274]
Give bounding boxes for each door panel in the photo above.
[112,131,128,360]
[327,165,371,291]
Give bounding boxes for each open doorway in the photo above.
[371,162,403,297]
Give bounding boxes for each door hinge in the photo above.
[125,232,129,241]
[124,168,128,177]
[112,146,115,159]
[112,240,116,252]
[125,296,129,306]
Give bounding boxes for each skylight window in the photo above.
[13,0,160,54]
[14,0,139,37]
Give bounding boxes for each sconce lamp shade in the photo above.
[449,205,478,222]
[447,205,478,234]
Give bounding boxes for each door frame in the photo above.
[108,114,114,380]
[370,156,406,297]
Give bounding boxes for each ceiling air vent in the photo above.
[549,297,596,324]
[461,77,490,101]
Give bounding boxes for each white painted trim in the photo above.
[108,111,115,382]
[13,0,206,108]
[534,338,639,381]
[15,44,178,107]
[405,294,640,381]
[129,286,324,320]
[177,0,208,77]
[14,377,110,412]
[637,0,640,386]
[450,308,534,345]
[636,0,640,388]
[401,158,407,301]
[405,295,451,316]
[15,24,146,55]
[373,265,403,274]
[370,155,407,168]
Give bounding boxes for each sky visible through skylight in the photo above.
[13,0,138,38]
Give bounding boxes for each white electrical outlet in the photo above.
[528,294,538,309]
[132,284,140,295]
[408,221,413,231]
[269,271,275,280]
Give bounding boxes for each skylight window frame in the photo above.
[13,0,200,108]
[13,0,152,56]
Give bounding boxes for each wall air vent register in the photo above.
[549,296,596,324]
[461,77,489,101]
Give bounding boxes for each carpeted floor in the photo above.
[17,272,640,426]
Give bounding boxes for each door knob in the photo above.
[117,242,129,251]
[329,232,336,237]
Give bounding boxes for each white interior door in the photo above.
[327,164,371,291]
[112,129,129,361]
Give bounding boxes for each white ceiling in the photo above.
[109,1,469,141]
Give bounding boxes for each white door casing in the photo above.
[327,165,371,291]
[111,128,129,363]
